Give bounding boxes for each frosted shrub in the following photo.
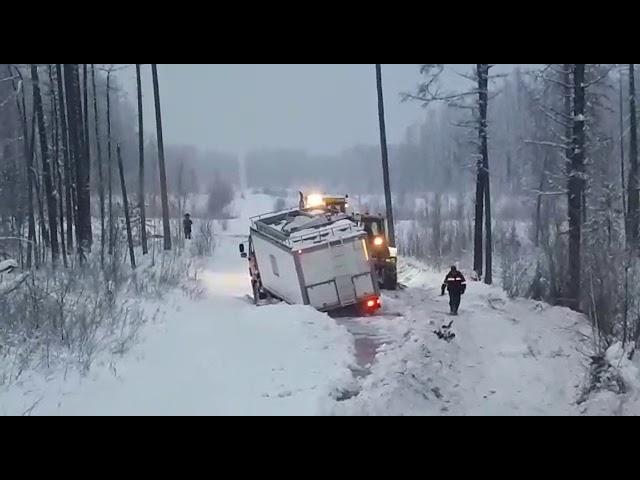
[0,263,148,380]
[193,220,216,257]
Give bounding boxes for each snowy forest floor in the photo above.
[2,192,639,415]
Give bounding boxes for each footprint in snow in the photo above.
[483,390,497,399]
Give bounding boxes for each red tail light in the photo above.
[365,297,381,311]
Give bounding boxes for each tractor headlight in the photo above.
[305,194,325,208]
[373,236,384,247]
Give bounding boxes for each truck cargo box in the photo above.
[243,208,380,312]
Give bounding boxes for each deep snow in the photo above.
[331,260,597,416]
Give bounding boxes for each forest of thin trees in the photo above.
[0,64,215,378]
[2,63,639,355]
[0,64,182,273]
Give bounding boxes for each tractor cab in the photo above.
[354,213,395,258]
[355,212,398,290]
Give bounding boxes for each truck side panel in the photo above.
[252,233,304,304]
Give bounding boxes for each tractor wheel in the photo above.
[382,269,398,290]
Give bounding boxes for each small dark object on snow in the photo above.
[434,329,456,342]
[434,320,455,342]
[431,387,443,399]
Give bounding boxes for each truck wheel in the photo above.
[252,281,260,305]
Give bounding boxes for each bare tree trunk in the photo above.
[473,64,486,280]
[106,70,114,255]
[375,64,396,248]
[151,64,171,250]
[28,105,42,265]
[534,150,549,248]
[474,174,485,278]
[47,65,67,268]
[64,64,91,261]
[620,71,627,227]
[82,64,91,226]
[31,64,59,264]
[9,66,37,268]
[623,254,630,347]
[568,64,586,311]
[62,67,80,251]
[478,64,492,285]
[117,145,136,269]
[33,129,48,258]
[136,64,148,255]
[55,141,66,266]
[91,64,105,267]
[56,64,74,250]
[176,160,185,249]
[628,64,639,251]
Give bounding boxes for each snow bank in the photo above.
[578,342,640,416]
[0,259,18,274]
[1,216,355,415]
[0,296,353,416]
[331,257,592,416]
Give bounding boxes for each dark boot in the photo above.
[452,294,461,315]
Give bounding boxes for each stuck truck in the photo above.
[239,208,381,314]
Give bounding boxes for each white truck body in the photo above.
[249,209,379,311]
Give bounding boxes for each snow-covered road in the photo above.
[1,234,355,416]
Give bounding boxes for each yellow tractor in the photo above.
[300,193,398,290]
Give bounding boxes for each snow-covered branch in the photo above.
[524,139,568,150]
[529,189,568,196]
[0,271,29,296]
[0,259,19,274]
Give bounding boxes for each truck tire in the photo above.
[252,281,260,305]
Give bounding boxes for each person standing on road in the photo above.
[441,266,466,315]
[183,213,193,240]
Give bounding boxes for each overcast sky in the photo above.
[119,64,521,156]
